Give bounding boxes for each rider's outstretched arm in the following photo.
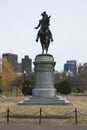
[34,20,41,29]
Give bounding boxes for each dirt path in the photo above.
[0,124,87,130]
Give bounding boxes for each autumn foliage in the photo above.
[0,58,15,92]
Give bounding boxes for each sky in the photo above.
[0,0,87,71]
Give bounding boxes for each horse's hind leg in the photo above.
[46,48,48,54]
[42,49,44,54]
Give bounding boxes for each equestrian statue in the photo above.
[34,11,53,54]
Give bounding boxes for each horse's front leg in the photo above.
[46,48,48,54]
[42,50,43,54]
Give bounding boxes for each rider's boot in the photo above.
[51,38,53,42]
[36,31,40,42]
[36,38,38,42]
[49,30,53,42]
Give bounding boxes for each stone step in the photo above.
[18,96,71,105]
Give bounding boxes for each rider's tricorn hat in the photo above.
[41,11,46,16]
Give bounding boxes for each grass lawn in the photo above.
[0,94,87,125]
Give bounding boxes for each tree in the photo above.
[11,74,23,96]
[72,64,87,93]
[22,72,35,96]
[22,80,33,96]
[55,80,71,94]
[0,58,15,92]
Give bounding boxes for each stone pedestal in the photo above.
[33,54,56,98]
[18,54,70,105]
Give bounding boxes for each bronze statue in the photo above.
[35,11,53,54]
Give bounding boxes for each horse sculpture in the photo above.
[35,11,53,54]
[37,27,52,54]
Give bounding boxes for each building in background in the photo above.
[78,63,87,74]
[17,63,22,73]
[22,55,32,75]
[2,53,18,72]
[64,60,77,75]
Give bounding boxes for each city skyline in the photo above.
[1,52,87,72]
[2,53,32,73]
[0,0,87,71]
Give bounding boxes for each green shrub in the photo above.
[55,80,71,94]
[22,80,33,96]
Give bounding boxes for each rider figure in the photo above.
[35,11,53,42]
